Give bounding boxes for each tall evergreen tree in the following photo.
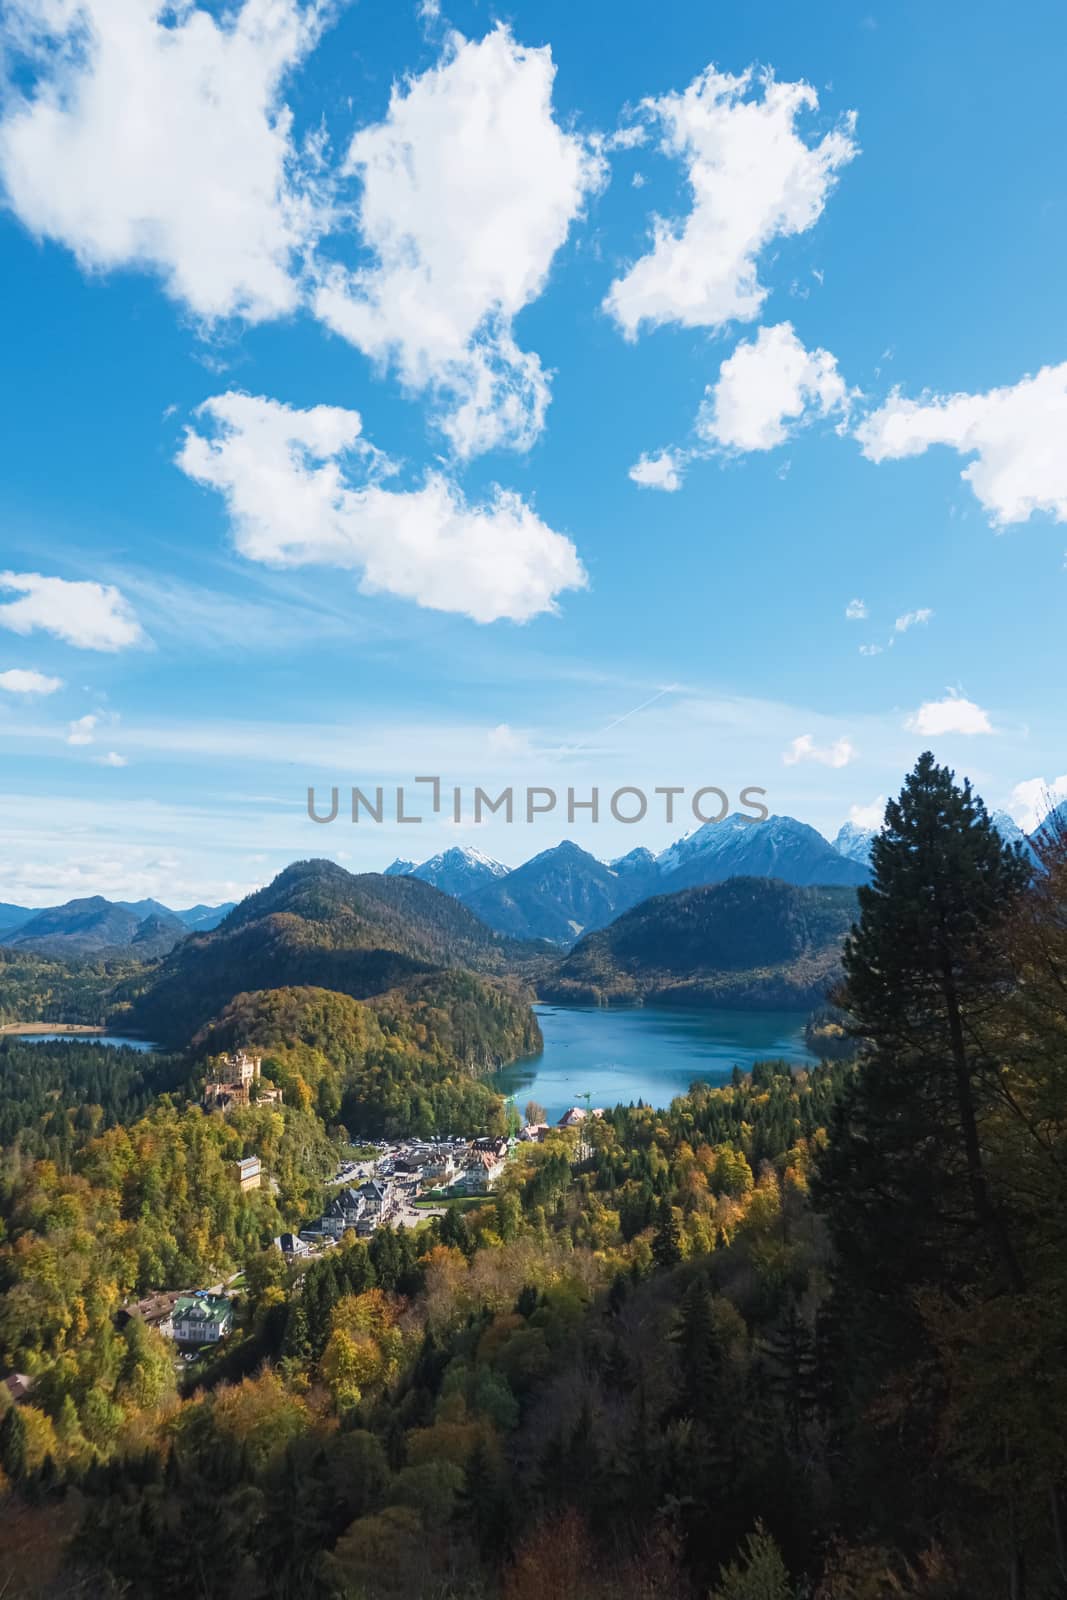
[814,753,1036,1592]
[818,751,1030,1303]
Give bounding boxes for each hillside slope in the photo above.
[117,858,541,1046]
[541,876,857,1008]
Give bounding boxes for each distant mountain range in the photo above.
[0,895,236,958]
[828,805,1056,872]
[385,819,868,945]
[541,877,859,1009]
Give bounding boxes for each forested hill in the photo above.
[191,978,540,1133]
[116,858,545,1046]
[542,875,857,1007]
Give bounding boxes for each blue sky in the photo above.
[1,0,1065,905]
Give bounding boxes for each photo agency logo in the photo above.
[306,777,770,827]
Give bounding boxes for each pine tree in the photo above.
[0,1402,28,1482]
[652,1196,682,1268]
[814,753,1036,1589]
[818,751,1031,1304]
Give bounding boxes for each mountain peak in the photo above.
[832,821,876,865]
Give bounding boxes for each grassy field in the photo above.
[413,1194,490,1212]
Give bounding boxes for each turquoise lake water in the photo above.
[490,1004,816,1123]
[14,1032,158,1051]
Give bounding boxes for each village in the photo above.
[97,1051,606,1362]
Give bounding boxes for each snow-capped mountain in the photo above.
[390,845,510,901]
[466,840,628,944]
[610,846,658,877]
[657,813,869,892]
[1027,799,1067,855]
[989,809,1041,866]
[832,821,876,866]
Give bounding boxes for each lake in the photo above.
[490,1004,816,1124]
[14,1032,158,1052]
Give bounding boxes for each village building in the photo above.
[3,1373,34,1406]
[234,1155,261,1192]
[168,1292,233,1345]
[274,1232,310,1258]
[462,1149,507,1193]
[355,1179,390,1234]
[321,1187,365,1238]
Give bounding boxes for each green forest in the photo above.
[1,754,1066,1599]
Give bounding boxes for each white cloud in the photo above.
[605,124,648,152]
[782,733,855,768]
[604,66,857,339]
[858,643,883,656]
[628,449,684,492]
[845,598,867,620]
[894,607,933,632]
[856,362,1067,526]
[0,667,63,694]
[1009,775,1067,833]
[905,694,993,737]
[178,391,587,623]
[487,722,530,756]
[696,322,850,451]
[849,795,886,830]
[99,751,127,767]
[67,714,97,746]
[0,0,327,323]
[313,26,605,456]
[0,572,144,650]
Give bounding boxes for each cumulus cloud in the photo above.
[894,607,933,633]
[0,0,327,323]
[845,598,867,620]
[696,322,850,451]
[0,667,63,694]
[67,714,97,745]
[856,361,1067,526]
[99,751,128,767]
[849,795,886,830]
[905,694,993,737]
[0,572,144,651]
[313,26,605,456]
[1009,775,1067,833]
[604,65,857,339]
[628,449,684,492]
[782,733,855,768]
[178,391,587,623]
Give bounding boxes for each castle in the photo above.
[202,1050,283,1113]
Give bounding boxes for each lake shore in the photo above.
[0,1022,105,1036]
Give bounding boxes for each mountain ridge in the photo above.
[541,876,858,1009]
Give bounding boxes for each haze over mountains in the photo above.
[0,896,235,957]
[3,802,1059,962]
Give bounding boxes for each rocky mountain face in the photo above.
[464,840,632,945]
[430,815,868,945]
[389,846,509,899]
